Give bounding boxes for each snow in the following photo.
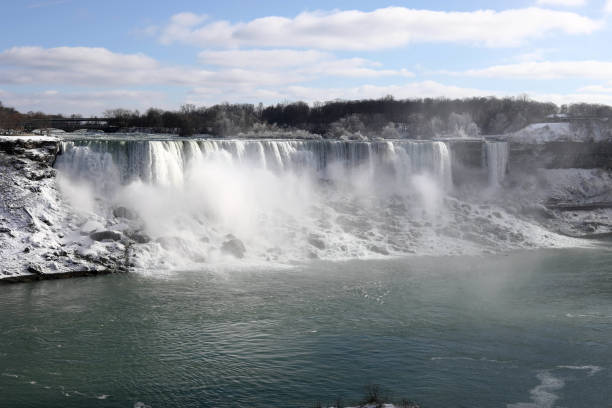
[500,167,612,237]
[0,137,125,280]
[502,123,572,144]
[0,134,59,142]
[500,121,612,144]
[32,128,66,135]
[538,168,612,203]
[79,220,105,234]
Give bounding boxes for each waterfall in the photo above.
[53,137,460,267]
[484,141,509,188]
[48,136,569,268]
[57,139,453,190]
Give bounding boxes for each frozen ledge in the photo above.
[0,134,59,142]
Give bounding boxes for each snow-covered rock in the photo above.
[500,122,612,144]
[80,220,105,234]
[0,137,127,281]
[0,134,59,142]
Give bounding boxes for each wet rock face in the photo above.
[221,236,246,259]
[0,139,58,161]
[27,264,44,275]
[90,230,122,242]
[307,234,326,250]
[368,245,389,255]
[113,206,138,220]
[127,231,150,244]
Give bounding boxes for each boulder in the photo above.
[522,204,556,220]
[368,245,389,255]
[113,206,138,220]
[307,234,326,250]
[27,264,44,275]
[90,230,122,242]
[80,220,104,235]
[221,237,246,259]
[128,232,151,244]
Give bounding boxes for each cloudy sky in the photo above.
[2,0,612,115]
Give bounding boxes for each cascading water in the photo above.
[484,141,509,188]
[56,139,453,189]
[53,137,458,268]
[53,136,562,270]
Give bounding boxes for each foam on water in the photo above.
[430,356,509,364]
[508,364,604,408]
[556,365,603,376]
[507,371,565,408]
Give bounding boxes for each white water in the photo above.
[56,139,453,190]
[53,137,575,270]
[485,141,509,188]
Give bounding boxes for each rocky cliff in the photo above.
[0,136,128,282]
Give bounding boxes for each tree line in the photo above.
[2,96,612,138]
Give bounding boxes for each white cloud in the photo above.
[187,80,612,108]
[535,0,586,7]
[576,84,612,93]
[605,0,612,12]
[199,49,331,69]
[7,80,612,116]
[285,81,497,102]
[0,46,166,85]
[200,49,413,79]
[455,60,612,79]
[158,7,600,50]
[0,46,158,70]
[0,89,167,116]
[512,49,550,62]
[185,80,500,106]
[0,46,412,91]
[530,91,612,105]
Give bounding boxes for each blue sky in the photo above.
[2,0,612,115]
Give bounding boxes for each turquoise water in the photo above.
[1,249,611,407]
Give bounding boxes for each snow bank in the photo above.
[538,168,612,203]
[500,122,611,144]
[0,134,59,142]
[0,137,125,281]
[502,123,572,144]
[32,128,65,135]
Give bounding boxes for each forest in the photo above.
[2,96,612,138]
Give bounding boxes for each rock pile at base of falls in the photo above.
[90,230,122,242]
[221,235,246,259]
[113,206,138,220]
